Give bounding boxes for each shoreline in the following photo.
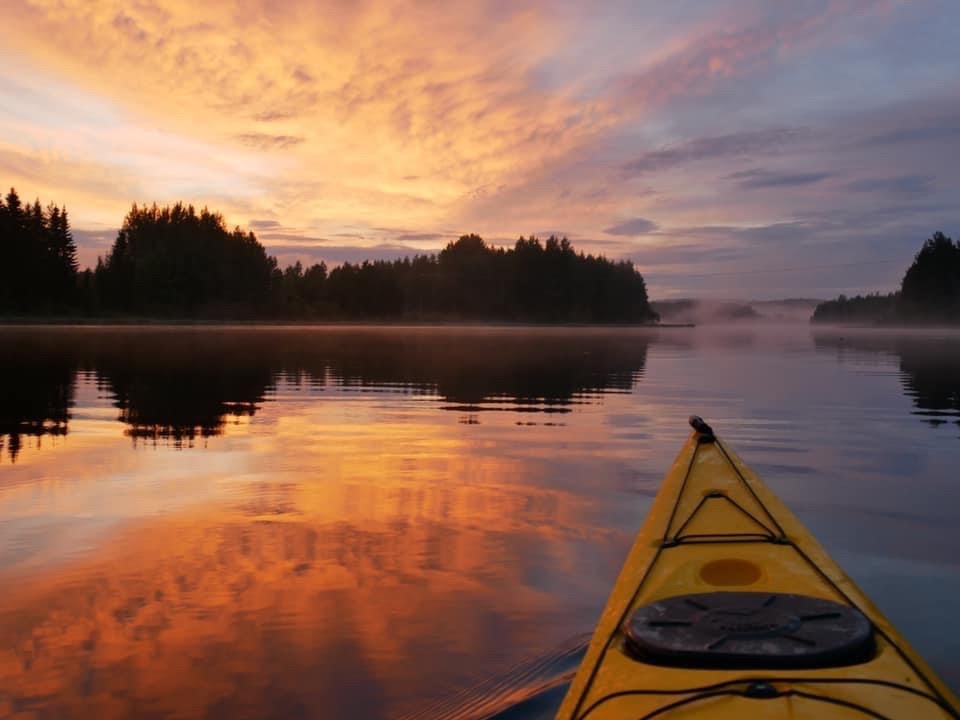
[0,318,695,329]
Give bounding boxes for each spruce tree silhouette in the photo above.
[0,188,78,314]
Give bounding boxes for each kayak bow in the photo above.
[556,417,960,719]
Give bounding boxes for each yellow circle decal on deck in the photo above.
[699,558,762,586]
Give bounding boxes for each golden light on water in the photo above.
[0,327,649,716]
[2,326,960,716]
[0,376,626,718]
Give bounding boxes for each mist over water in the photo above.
[0,324,958,718]
[651,298,822,325]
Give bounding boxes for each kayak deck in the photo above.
[556,420,960,719]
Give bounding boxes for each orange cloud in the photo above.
[1,0,612,237]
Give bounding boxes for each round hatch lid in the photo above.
[623,592,873,669]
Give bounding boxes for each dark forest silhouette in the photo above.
[0,188,78,314]
[810,292,900,324]
[1,189,657,323]
[812,232,960,324]
[0,327,652,460]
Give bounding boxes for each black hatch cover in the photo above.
[623,592,874,669]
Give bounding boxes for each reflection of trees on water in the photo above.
[88,332,275,448]
[0,335,75,462]
[814,332,960,430]
[304,330,649,408]
[0,327,653,451]
[99,365,270,448]
[898,351,960,426]
[0,329,275,452]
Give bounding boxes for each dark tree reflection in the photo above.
[0,331,75,462]
[898,348,960,426]
[100,365,270,447]
[88,331,275,447]
[295,330,649,409]
[0,327,654,454]
[814,332,960,430]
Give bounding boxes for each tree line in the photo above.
[0,189,78,314]
[1,188,658,323]
[812,232,960,324]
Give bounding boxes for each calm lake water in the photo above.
[1,324,959,719]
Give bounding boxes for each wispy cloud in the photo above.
[603,218,659,236]
[861,122,960,147]
[257,233,332,246]
[235,134,305,150]
[613,1,891,114]
[726,169,833,189]
[658,221,817,245]
[248,219,282,230]
[847,174,934,194]
[622,128,806,177]
[395,232,448,243]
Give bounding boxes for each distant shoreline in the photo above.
[0,317,695,329]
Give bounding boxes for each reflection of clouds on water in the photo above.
[0,466,618,719]
[0,334,643,718]
[2,325,959,714]
[0,518,394,718]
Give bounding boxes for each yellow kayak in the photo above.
[556,417,960,719]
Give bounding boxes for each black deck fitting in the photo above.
[689,415,715,437]
[745,681,779,699]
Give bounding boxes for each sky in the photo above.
[1,0,958,300]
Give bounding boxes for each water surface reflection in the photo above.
[0,336,75,462]
[1,326,652,455]
[813,329,960,430]
[0,326,654,718]
[0,325,958,718]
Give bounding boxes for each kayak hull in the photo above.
[556,427,960,719]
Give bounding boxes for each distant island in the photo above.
[812,232,960,324]
[653,298,822,325]
[0,187,658,324]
